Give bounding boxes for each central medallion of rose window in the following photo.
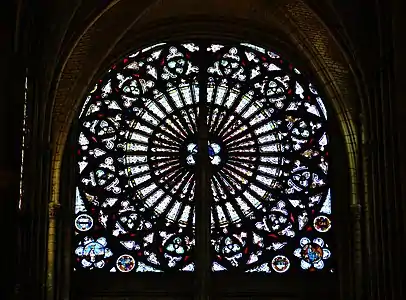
[186,142,222,166]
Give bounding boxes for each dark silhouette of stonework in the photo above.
[1,0,405,299]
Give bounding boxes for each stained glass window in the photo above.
[19,72,29,210]
[74,42,332,274]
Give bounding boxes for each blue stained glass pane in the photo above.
[208,145,215,156]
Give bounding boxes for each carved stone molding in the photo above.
[49,203,61,219]
[350,203,362,221]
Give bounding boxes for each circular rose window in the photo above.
[74,42,332,273]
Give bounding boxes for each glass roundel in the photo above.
[74,42,332,273]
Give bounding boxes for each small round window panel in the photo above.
[74,42,332,273]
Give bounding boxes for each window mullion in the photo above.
[194,46,212,300]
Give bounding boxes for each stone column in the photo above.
[389,0,406,298]
[364,1,406,299]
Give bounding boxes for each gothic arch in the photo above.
[44,0,364,299]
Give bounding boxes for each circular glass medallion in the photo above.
[75,214,93,232]
[271,255,290,273]
[221,236,242,259]
[116,254,136,272]
[313,216,332,232]
[302,243,323,264]
[165,235,187,256]
[83,242,106,263]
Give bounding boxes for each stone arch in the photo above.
[45,0,364,299]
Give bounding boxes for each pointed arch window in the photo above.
[74,42,333,275]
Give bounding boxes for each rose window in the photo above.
[74,42,333,274]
